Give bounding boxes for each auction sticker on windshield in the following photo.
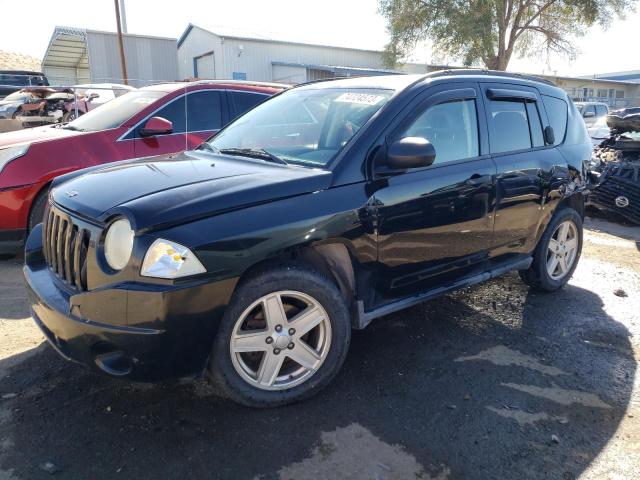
[334,93,386,105]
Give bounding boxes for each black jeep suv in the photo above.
[24,70,591,407]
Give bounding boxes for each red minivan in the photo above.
[0,80,286,253]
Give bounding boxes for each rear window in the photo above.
[542,95,568,145]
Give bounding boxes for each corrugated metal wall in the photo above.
[178,26,387,82]
[87,31,179,87]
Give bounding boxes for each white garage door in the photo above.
[195,53,215,79]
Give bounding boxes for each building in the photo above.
[42,26,179,87]
[588,70,640,84]
[544,73,640,108]
[176,24,423,83]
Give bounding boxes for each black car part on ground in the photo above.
[606,108,640,133]
[589,134,640,224]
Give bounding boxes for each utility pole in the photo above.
[114,0,129,85]
[119,0,128,33]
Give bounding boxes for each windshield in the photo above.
[208,88,393,167]
[66,89,166,131]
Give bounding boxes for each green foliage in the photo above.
[379,0,635,70]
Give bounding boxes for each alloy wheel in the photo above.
[229,290,332,391]
[546,220,578,280]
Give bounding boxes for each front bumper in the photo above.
[24,224,237,381]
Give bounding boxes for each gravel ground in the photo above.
[0,215,638,480]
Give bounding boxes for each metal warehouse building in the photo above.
[177,24,408,83]
[42,26,179,87]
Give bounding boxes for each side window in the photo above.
[541,95,568,145]
[595,105,608,117]
[488,100,531,153]
[399,98,479,164]
[136,95,186,137]
[525,102,545,147]
[185,90,222,132]
[229,91,269,119]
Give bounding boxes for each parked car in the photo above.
[0,80,286,252]
[574,101,609,126]
[62,83,135,122]
[0,70,49,99]
[0,87,75,126]
[24,71,590,407]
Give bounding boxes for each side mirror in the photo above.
[140,116,173,137]
[88,92,100,100]
[385,137,436,170]
[583,111,595,118]
[544,125,555,145]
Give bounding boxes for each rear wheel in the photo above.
[207,264,351,407]
[519,207,583,292]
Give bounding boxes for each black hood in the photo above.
[51,151,332,231]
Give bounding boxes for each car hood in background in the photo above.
[0,124,83,148]
[51,151,333,231]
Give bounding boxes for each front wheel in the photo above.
[519,207,583,292]
[207,263,351,407]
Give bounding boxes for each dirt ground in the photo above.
[0,215,638,479]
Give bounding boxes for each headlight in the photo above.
[0,144,30,174]
[141,239,206,279]
[104,218,134,271]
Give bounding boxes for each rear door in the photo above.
[480,82,564,260]
[132,89,225,157]
[373,83,497,298]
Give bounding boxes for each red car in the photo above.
[0,80,286,253]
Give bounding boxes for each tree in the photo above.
[379,0,634,70]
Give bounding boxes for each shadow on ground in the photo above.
[0,273,635,479]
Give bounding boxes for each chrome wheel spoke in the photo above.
[289,306,324,337]
[257,353,285,387]
[559,256,569,274]
[557,222,570,242]
[287,341,322,370]
[565,238,578,253]
[547,254,559,275]
[548,238,560,253]
[262,294,287,331]
[232,331,270,353]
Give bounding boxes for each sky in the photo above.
[0,0,637,77]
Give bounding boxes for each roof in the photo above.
[0,50,41,72]
[177,23,382,54]
[272,61,401,77]
[43,26,177,71]
[140,79,289,93]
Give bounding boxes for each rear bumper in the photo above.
[24,224,237,381]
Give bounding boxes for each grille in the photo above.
[591,174,640,224]
[43,207,90,291]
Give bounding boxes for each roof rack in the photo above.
[425,69,556,87]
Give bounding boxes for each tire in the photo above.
[11,109,21,120]
[28,188,49,232]
[519,207,583,292]
[207,263,351,407]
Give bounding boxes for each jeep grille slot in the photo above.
[43,207,89,292]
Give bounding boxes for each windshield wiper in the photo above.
[218,148,288,165]
[197,142,217,153]
[62,124,85,131]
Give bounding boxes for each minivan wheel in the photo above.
[519,207,583,292]
[207,263,351,407]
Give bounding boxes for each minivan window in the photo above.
[400,98,479,164]
[542,95,568,145]
[489,100,531,153]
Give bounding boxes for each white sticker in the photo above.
[335,93,385,106]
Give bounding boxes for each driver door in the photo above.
[372,84,497,299]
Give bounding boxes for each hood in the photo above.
[51,151,333,231]
[0,124,82,149]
